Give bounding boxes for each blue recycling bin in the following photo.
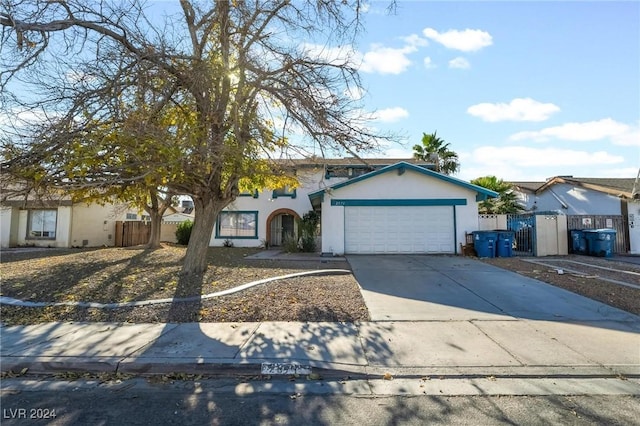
[583,229,616,258]
[569,230,587,254]
[496,231,515,257]
[472,231,498,258]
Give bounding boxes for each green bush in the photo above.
[175,220,193,245]
[298,210,320,253]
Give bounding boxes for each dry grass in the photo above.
[0,245,369,325]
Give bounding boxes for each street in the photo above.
[1,377,639,425]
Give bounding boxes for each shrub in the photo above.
[282,236,299,253]
[175,220,193,245]
[298,210,320,252]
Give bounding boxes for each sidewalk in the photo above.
[2,319,639,384]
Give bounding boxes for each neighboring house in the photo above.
[511,176,635,215]
[160,202,196,243]
[0,195,142,249]
[212,158,497,255]
[162,200,195,223]
[511,176,638,254]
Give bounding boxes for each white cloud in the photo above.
[600,167,640,178]
[611,124,640,147]
[422,28,493,52]
[467,98,561,122]
[0,108,60,129]
[360,44,416,74]
[423,57,435,69]
[302,43,357,67]
[472,146,624,167]
[401,34,429,49]
[509,118,633,142]
[456,146,625,181]
[344,85,365,101]
[448,57,470,69]
[372,107,409,123]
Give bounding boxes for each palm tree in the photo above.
[471,175,524,214]
[413,131,460,175]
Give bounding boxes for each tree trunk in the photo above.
[147,210,163,249]
[144,189,171,249]
[182,196,221,275]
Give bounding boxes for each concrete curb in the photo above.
[3,356,639,381]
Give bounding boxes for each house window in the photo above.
[272,186,297,199]
[27,209,57,239]
[141,215,151,222]
[216,211,258,239]
[126,213,137,220]
[239,189,259,198]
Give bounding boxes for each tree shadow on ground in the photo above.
[3,320,638,424]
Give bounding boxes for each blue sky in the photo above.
[3,1,637,183]
[352,1,639,182]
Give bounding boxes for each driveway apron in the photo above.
[347,255,638,322]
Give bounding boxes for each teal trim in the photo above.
[272,188,297,199]
[239,190,259,198]
[215,210,259,239]
[453,205,458,255]
[307,161,498,203]
[308,189,324,201]
[331,198,467,207]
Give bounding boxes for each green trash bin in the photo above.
[583,229,616,258]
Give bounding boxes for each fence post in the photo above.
[115,221,123,247]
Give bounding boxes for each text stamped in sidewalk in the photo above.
[261,362,312,375]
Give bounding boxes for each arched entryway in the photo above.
[266,209,301,247]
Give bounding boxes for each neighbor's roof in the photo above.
[279,157,433,168]
[510,181,545,192]
[512,177,636,199]
[309,161,498,202]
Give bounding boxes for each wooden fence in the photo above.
[566,215,628,254]
[115,221,151,247]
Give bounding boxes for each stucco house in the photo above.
[511,176,638,254]
[511,176,636,215]
[0,195,143,249]
[211,158,497,255]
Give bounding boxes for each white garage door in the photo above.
[345,206,455,254]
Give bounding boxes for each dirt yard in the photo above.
[481,255,640,316]
[0,245,369,325]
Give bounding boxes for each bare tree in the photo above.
[1,0,391,274]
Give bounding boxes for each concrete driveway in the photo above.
[348,255,639,322]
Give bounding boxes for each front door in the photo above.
[270,213,296,246]
[281,214,295,243]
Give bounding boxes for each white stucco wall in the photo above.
[0,207,19,248]
[321,202,345,255]
[531,184,623,215]
[319,168,481,255]
[209,169,339,247]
